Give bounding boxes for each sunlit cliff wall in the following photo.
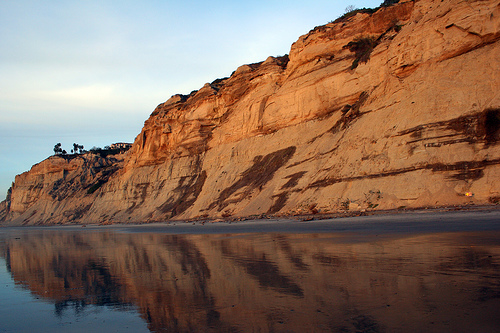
[1,0,500,224]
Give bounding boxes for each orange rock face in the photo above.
[2,0,500,225]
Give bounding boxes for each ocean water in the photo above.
[0,257,148,333]
[1,211,499,332]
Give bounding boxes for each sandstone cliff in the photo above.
[2,0,500,225]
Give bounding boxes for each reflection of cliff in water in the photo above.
[2,231,500,332]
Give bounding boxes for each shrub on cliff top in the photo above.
[334,7,376,23]
[381,0,400,7]
[89,147,124,157]
[333,0,401,23]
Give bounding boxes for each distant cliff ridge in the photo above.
[2,0,500,225]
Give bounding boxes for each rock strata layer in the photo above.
[2,0,500,225]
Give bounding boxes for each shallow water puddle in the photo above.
[1,224,499,332]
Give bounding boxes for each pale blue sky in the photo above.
[0,0,381,200]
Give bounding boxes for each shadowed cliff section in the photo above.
[1,0,500,225]
[159,171,208,218]
[208,146,296,212]
[396,108,500,148]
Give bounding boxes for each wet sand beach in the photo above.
[1,208,499,332]
[12,206,496,236]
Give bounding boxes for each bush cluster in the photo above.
[344,37,378,69]
[334,0,401,23]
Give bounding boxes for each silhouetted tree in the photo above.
[54,143,62,155]
[72,143,85,154]
[345,5,357,13]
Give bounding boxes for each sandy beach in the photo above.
[4,206,499,236]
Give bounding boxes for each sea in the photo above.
[1,209,499,332]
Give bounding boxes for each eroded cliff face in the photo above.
[2,0,500,225]
[1,153,124,224]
